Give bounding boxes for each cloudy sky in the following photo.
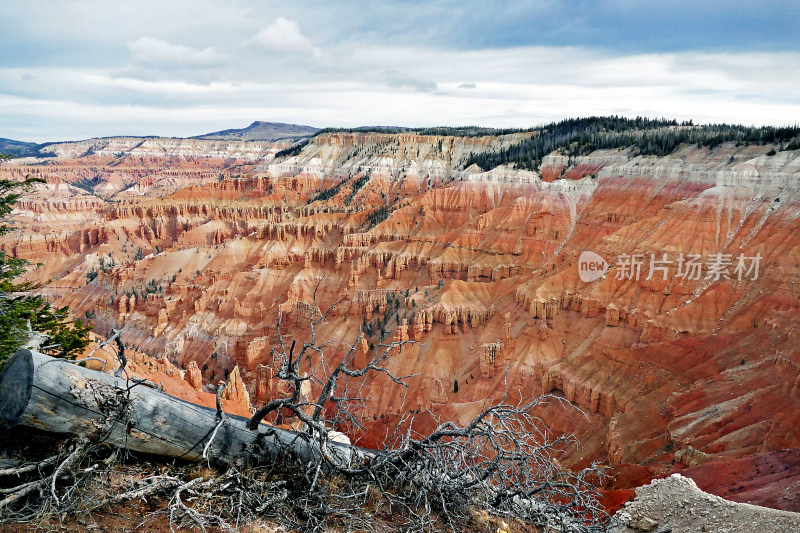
[1,0,799,142]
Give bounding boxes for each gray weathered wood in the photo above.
[0,349,33,428]
[0,349,352,467]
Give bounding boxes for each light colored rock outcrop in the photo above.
[610,474,800,533]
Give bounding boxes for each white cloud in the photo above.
[249,17,316,54]
[2,45,800,141]
[128,37,226,66]
[2,1,797,143]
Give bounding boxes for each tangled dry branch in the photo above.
[242,283,609,531]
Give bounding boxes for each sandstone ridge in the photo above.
[2,130,799,511]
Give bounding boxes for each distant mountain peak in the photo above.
[195,121,319,142]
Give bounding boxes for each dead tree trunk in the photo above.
[0,349,353,467]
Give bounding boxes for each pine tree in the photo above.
[0,157,90,369]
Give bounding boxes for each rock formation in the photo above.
[610,474,800,533]
[222,366,251,413]
[184,361,203,390]
[2,132,800,512]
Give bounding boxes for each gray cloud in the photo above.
[385,72,438,93]
[128,37,227,66]
[0,1,798,141]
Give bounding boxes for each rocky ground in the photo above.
[610,474,800,533]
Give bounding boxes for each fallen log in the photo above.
[0,349,353,467]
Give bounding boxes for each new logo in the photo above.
[578,251,609,282]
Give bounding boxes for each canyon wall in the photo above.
[2,132,799,510]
